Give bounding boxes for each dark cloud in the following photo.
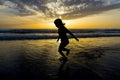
[62,2,120,19]
[0,0,4,4]
[0,0,120,19]
[63,0,103,6]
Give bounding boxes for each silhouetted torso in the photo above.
[58,27,68,42]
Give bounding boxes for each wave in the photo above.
[0,29,120,40]
[0,29,120,34]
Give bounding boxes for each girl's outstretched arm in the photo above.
[65,27,79,41]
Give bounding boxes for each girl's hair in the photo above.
[54,19,65,28]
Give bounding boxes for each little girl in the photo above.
[54,19,79,61]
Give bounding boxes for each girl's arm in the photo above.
[65,28,79,41]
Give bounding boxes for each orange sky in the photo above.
[17,9,120,29]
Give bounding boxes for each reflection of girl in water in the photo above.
[54,19,79,61]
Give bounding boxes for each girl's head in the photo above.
[54,19,65,28]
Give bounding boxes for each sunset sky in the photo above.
[0,0,120,29]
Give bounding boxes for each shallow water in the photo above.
[0,37,120,80]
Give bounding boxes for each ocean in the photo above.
[0,29,120,40]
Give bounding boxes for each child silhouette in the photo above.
[54,19,79,61]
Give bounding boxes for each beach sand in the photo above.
[0,37,120,80]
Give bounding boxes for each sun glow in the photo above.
[57,11,65,15]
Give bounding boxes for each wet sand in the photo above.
[0,37,120,80]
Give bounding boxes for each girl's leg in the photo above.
[58,49,67,59]
[58,43,67,59]
[62,48,70,56]
[62,41,70,56]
